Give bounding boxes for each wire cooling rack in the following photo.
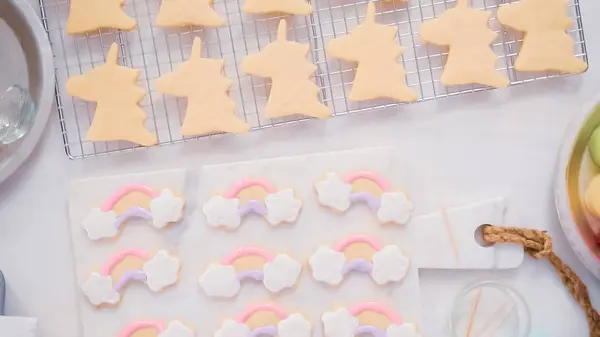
[39,0,587,159]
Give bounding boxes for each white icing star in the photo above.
[81,208,118,240]
[377,192,414,225]
[315,173,352,212]
[202,196,241,229]
[278,314,312,337]
[198,264,240,298]
[263,254,302,293]
[371,245,410,285]
[214,319,250,337]
[158,321,195,337]
[308,246,346,285]
[81,273,120,306]
[386,323,422,337]
[322,307,359,337]
[142,250,181,291]
[264,189,302,225]
[150,189,184,228]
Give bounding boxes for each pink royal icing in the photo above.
[116,320,166,337]
[343,171,391,192]
[224,179,278,199]
[100,249,151,275]
[333,235,383,252]
[100,184,160,212]
[349,302,403,325]
[222,247,275,265]
[235,304,288,323]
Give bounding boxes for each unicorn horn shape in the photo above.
[106,43,120,65]
[277,19,288,42]
[191,37,203,60]
[364,2,376,25]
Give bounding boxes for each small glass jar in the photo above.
[0,85,35,145]
[450,281,530,337]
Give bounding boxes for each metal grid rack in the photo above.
[39,0,587,159]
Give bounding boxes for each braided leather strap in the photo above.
[482,225,600,337]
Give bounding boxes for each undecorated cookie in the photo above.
[309,235,409,286]
[66,0,136,34]
[157,37,249,136]
[66,44,158,146]
[420,0,509,88]
[202,178,302,229]
[243,0,312,15]
[81,249,180,306]
[198,247,302,297]
[314,171,414,225]
[322,304,422,337]
[117,320,195,337]
[81,184,185,240]
[242,20,331,119]
[156,0,226,28]
[214,304,311,337]
[497,0,587,74]
[327,3,417,102]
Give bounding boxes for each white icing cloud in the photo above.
[308,246,346,286]
[264,189,302,225]
[278,313,311,337]
[263,254,302,292]
[158,321,195,337]
[143,250,181,291]
[150,189,185,228]
[81,273,120,306]
[386,324,421,337]
[371,245,410,285]
[314,173,352,212]
[322,307,359,337]
[377,192,414,225]
[198,264,240,298]
[214,319,250,337]
[81,208,118,240]
[202,196,241,229]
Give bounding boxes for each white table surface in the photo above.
[2,0,600,336]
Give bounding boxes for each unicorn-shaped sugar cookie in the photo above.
[419,0,509,88]
[241,20,331,119]
[202,178,302,229]
[314,171,414,225]
[497,0,587,74]
[309,235,409,286]
[66,0,136,34]
[81,249,180,306]
[156,0,225,28]
[322,303,422,337]
[214,304,311,337]
[116,320,194,337]
[327,3,417,102]
[81,184,185,240]
[199,247,302,297]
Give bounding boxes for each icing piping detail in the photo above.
[114,270,147,291]
[355,325,387,337]
[334,235,383,252]
[224,179,278,199]
[114,206,153,229]
[237,270,264,281]
[100,184,160,211]
[249,326,278,337]
[349,192,381,210]
[222,247,276,265]
[236,303,288,323]
[116,321,165,337]
[100,249,151,275]
[239,200,268,216]
[342,259,373,275]
[349,303,403,324]
[343,171,391,192]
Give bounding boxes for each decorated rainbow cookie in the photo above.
[322,303,422,337]
[199,247,301,297]
[202,179,302,229]
[314,171,414,225]
[82,249,180,306]
[116,320,194,337]
[214,304,311,337]
[82,184,185,240]
[309,235,409,286]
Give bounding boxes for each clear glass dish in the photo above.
[0,85,35,145]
